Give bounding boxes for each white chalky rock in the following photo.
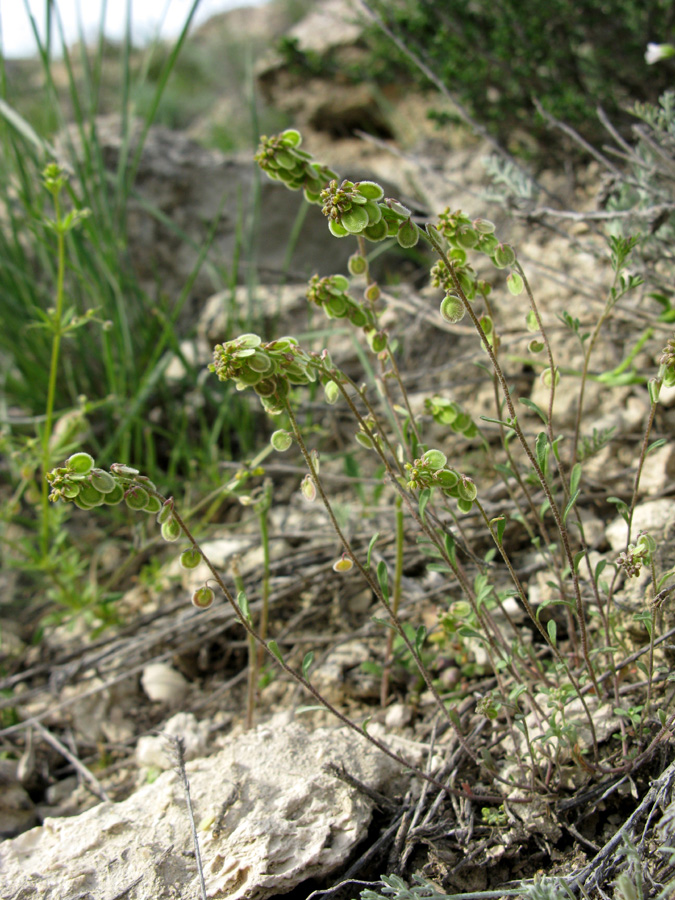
[141,661,189,704]
[136,712,211,769]
[0,720,410,900]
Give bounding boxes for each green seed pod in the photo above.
[493,243,517,269]
[328,219,349,238]
[301,474,317,502]
[363,221,388,242]
[507,272,524,295]
[354,180,384,201]
[340,206,369,234]
[271,429,293,451]
[157,498,175,524]
[528,339,545,354]
[355,432,374,450]
[275,149,297,169]
[333,555,354,572]
[78,481,104,506]
[125,485,150,510]
[161,516,182,542]
[324,381,340,405]
[635,532,657,557]
[397,219,419,248]
[248,351,274,373]
[477,233,499,254]
[110,463,140,476]
[180,548,203,570]
[456,496,474,514]
[455,226,478,249]
[281,129,302,146]
[435,468,459,489]
[74,495,98,510]
[66,452,95,475]
[363,201,382,225]
[348,306,368,327]
[325,296,349,318]
[192,586,215,609]
[370,331,387,353]
[473,218,496,234]
[102,483,125,505]
[540,367,560,388]
[62,483,81,500]
[348,253,367,276]
[457,478,477,502]
[422,449,447,470]
[364,283,380,303]
[144,495,162,514]
[90,468,116,494]
[440,293,465,324]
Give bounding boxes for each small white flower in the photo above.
[645,42,675,65]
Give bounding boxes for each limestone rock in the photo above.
[1,720,407,900]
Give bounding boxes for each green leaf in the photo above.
[569,463,582,496]
[547,620,557,646]
[519,397,547,423]
[573,550,585,574]
[361,715,372,734]
[376,559,390,601]
[302,651,314,680]
[444,531,456,565]
[480,415,517,429]
[491,516,506,545]
[594,559,607,584]
[267,640,284,663]
[535,432,548,473]
[647,438,667,455]
[418,487,431,522]
[415,625,427,654]
[563,489,580,524]
[371,615,396,631]
[238,590,250,622]
[366,532,379,570]
[607,496,630,524]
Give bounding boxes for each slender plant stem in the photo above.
[41,190,67,556]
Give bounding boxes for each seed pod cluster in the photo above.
[405,449,478,513]
[254,130,338,204]
[320,178,419,247]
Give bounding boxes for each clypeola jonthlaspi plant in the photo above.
[48,129,675,799]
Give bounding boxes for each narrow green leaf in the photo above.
[563,488,580,524]
[418,487,431,522]
[479,415,517,429]
[547,619,557,646]
[371,615,396,631]
[237,590,251,623]
[594,559,607,584]
[491,516,506,545]
[570,462,582,496]
[647,438,667,455]
[376,559,390,601]
[267,640,284,663]
[535,432,548,473]
[415,625,427,654]
[361,715,372,734]
[302,651,314,680]
[519,397,547,423]
[573,549,585,574]
[444,531,456,565]
[366,532,380,570]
